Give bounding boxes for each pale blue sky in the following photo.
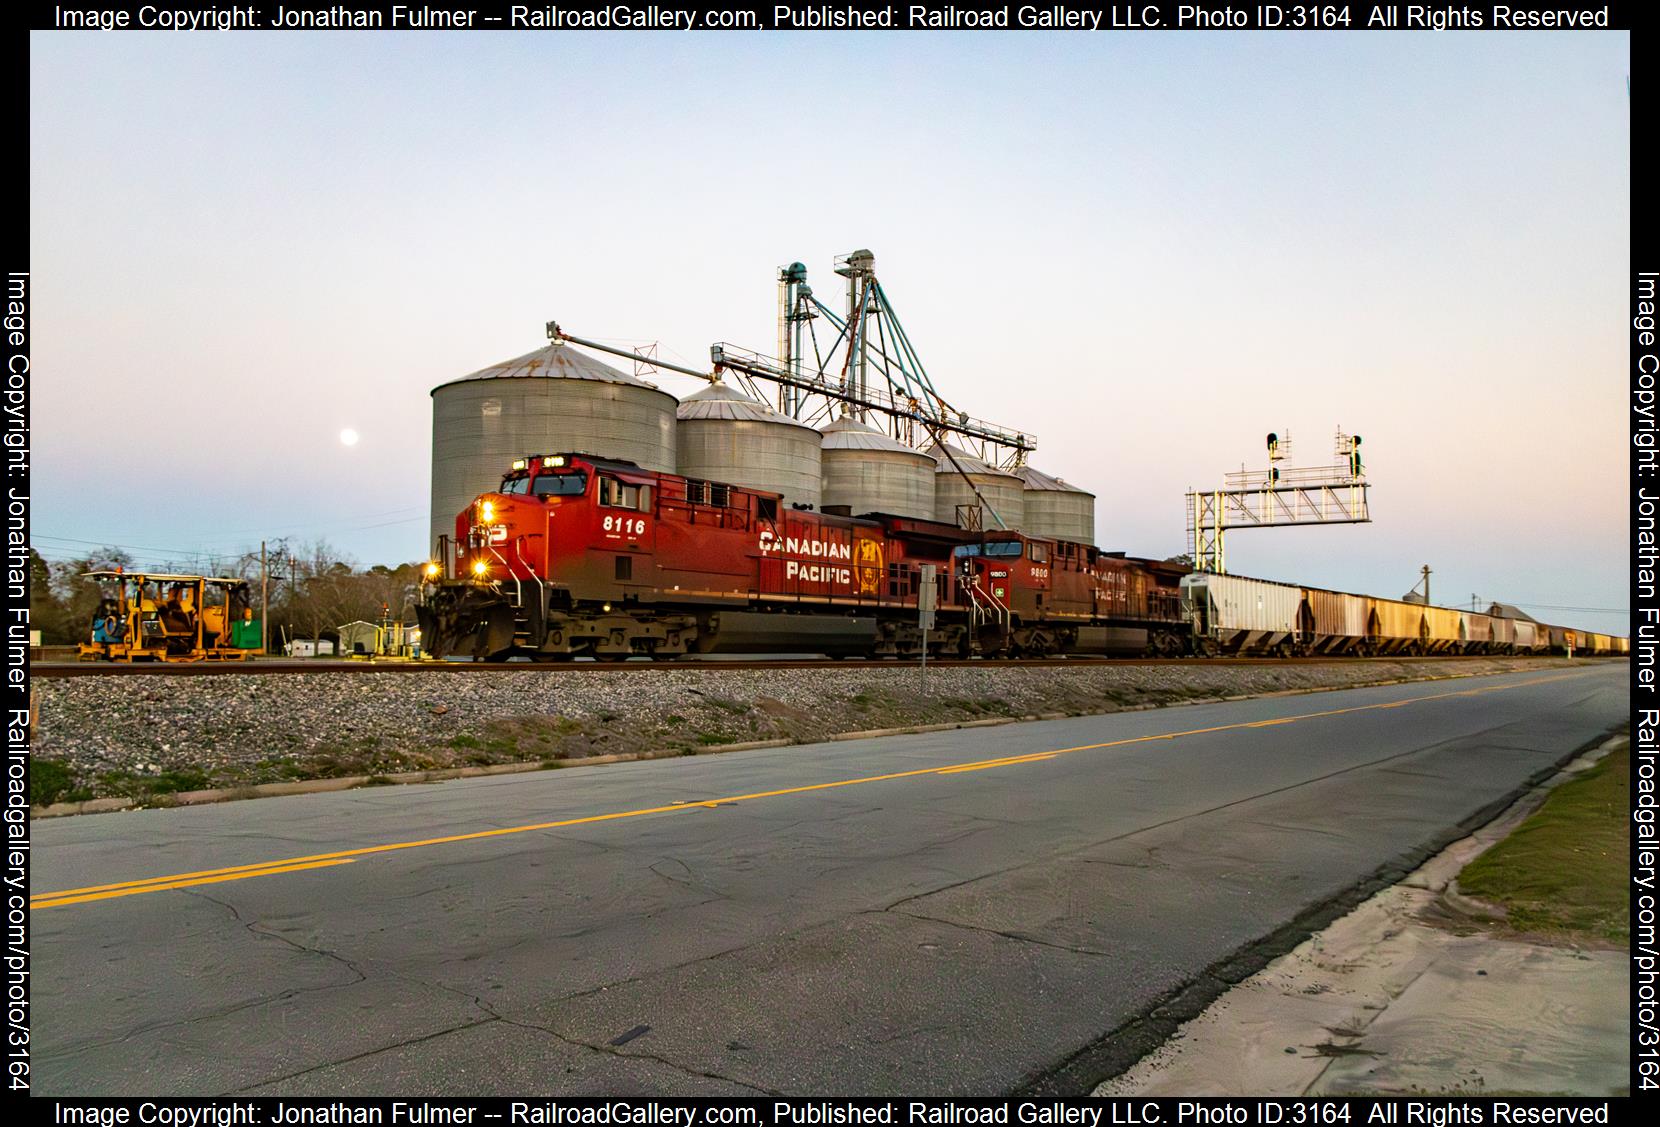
[30,31,1631,633]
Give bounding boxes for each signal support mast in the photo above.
[1185,429,1370,573]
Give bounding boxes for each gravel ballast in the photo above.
[30,657,1579,808]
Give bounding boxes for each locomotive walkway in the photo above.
[31,664,1628,1095]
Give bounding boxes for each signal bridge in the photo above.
[1186,429,1370,573]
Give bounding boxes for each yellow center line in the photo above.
[32,671,1588,911]
[937,752,1060,775]
[32,859,356,909]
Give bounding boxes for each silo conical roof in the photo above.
[676,381,816,428]
[820,416,930,454]
[926,442,1008,477]
[1018,465,1095,496]
[432,342,667,393]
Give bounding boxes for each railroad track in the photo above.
[28,654,1544,679]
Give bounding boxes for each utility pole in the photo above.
[260,541,269,655]
[1421,565,1432,607]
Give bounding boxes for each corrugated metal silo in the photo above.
[819,416,936,519]
[429,342,677,554]
[928,442,1024,531]
[1018,465,1095,544]
[676,381,822,508]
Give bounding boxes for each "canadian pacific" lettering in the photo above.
[757,530,853,560]
[758,530,854,586]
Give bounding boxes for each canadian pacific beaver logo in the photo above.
[855,538,884,596]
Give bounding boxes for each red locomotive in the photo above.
[416,453,1191,661]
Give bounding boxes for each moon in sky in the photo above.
[339,428,360,447]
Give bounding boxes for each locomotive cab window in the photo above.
[953,543,1021,559]
[600,477,650,511]
[531,472,586,498]
[1028,543,1049,564]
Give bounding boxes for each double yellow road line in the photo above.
[31,671,1586,912]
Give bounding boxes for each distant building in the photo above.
[1487,602,1539,622]
[338,621,381,656]
[336,619,421,658]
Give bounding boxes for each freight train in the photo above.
[416,453,1627,662]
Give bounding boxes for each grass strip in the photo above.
[1458,743,1629,944]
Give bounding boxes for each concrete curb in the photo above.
[29,659,1559,820]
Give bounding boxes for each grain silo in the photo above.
[429,342,677,554]
[818,416,936,519]
[928,442,1024,531]
[675,381,822,508]
[1018,465,1095,544]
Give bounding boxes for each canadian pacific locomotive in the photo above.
[416,453,1626,662]
[417,453,1187,661]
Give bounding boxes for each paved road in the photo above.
[31,664,1627,1096]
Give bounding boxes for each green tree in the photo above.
[27,549,71,643]
[48,549,135,644]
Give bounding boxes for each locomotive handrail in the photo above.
[516,534,544,616]
[965,578,1009,637]
[486,544,520,611]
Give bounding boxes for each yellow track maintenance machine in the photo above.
[77,571,263,662]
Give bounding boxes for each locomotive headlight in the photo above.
[424,562,441,580]
[480,500,496,523]
[472,559,489,578]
